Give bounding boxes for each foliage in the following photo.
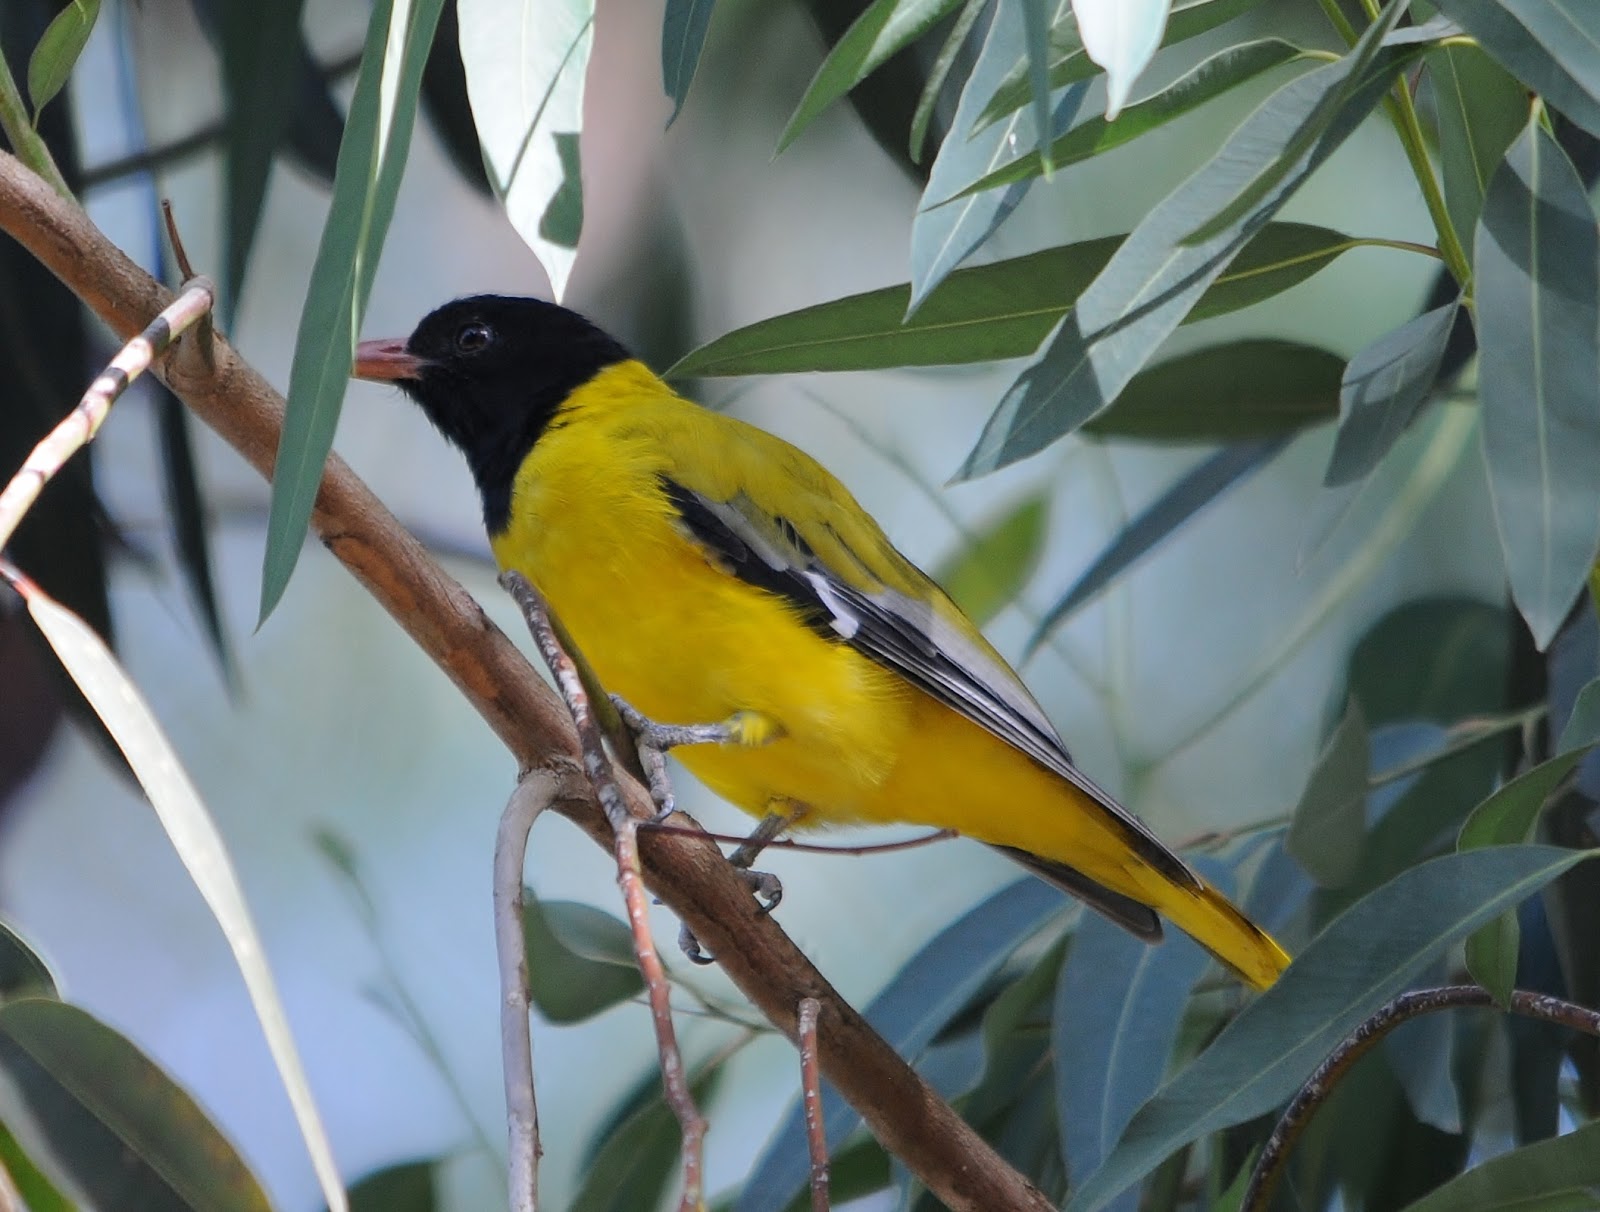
[2,0,1600,1211]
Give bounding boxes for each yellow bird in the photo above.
[354,296,1290,989]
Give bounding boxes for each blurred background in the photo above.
[0,0,1508,1207]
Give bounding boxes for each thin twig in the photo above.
[799,997,830,1212]
[642,821,956,857]
[496,770,566,1212]
[501,572,708,1212]
[0,277,214,554]
[1242,986,1600,1212]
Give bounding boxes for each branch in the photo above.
[503,572,707,1211]
[0,149,1051,1212]
[1242,985,1600,1212]
[799,997,830,1212]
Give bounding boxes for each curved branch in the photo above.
[1242,985,1600,1212]
[0,150,1051,1212]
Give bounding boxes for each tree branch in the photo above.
[0,149,1052,1212]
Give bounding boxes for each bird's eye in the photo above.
[455,322,493,354]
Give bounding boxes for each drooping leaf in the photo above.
[909,0,985,161]
[1065,845,1594,1212]
[1324,299,1460,487]
[662,0,716,122]
[0,999,270,1211]
[1434,0,1600,139]
[1557,675,1600,753]
[458,0,594,297]
[419,0,491,193]
[1398,1117,1600,1212]
[738,879,1066,1212]
[345,1159,438,1212]
[522,894,643,1023]
[25,0,99,118]
[668,223,1352,377]
[569,1068,722,1212]
[976,0,1265,129]
[909,1,1084,310]
[17,585,345,1211]
[1017,0,1056,172]
[1054,886,1212,1207]
[933,495,1049,626]
[1288,698,1370,888]
[1385,1012,1461,1135]
[944,39,1308,201]
[957,21,1441,479]
[1072,0,1173,118]
[261,0,447,622]
[780,0,964,152]
[1082,339,1343,443]
[1023,438,1288,655]
[1475,117,1600,649]
[219,0,309,313]
[1426,43,1530,265]
[0,922,56,1004]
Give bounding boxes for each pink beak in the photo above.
[353,337,429,382]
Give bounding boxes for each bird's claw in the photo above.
[675,866,783,965]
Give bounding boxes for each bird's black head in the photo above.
[353,294,629,533]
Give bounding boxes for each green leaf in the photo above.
[1434,0,1600,139]
[25,0,99,119]
[1082,339,1344,443]
[1558,676,1600,753]
[909,0,985,161]
[1426,43,1529,266]
[944,39,1307,201]
[738,879,1065,1212]
[261,0,446,623]
[220,0,309,312]
[459,0,595,297]
[668,222,1352,377]
[1476,117,1600,650]
[0,1118,72,1212]
[0,1000,270,1211]
[1288,698,1370,888]
[1023,438,1288,655]
[1399,1118,1600,1212]
[1064,844,1595,1212]
[956,24,1436,479]
[1073,0,1174,118]
[909,1,1083,310]
[0,923,56,1004]
[780,0,963,152]
[522,894,643,1023]
[661,0,715,121]
[1324,299,1460,487]
[1458,750,1587,1003]
[1055,892,1211,1202]
[19,588,345,1212]
[1018,0,1056,172]
[932,495,1048,626]
[345,1159,437,1212]
[975,0,1265,130]
[571,1067,722,1212]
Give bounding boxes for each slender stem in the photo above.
[497,773,563,1212]
[1381,85,1474,289]
[799,997,831,1212]
[0,48,69,199]
[1369,704,1548,788]
[503,572,708,1212]
[1242,986,1600,1212]
[641,821,954,857]
[1315,0,1360,46]
[0,279,214,554]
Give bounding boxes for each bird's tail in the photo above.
[996,846,1290,990]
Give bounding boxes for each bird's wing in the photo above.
[658,470,1197,890]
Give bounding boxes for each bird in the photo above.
[352,295,1291,989]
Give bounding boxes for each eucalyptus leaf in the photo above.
[781,0,964,152]
[910,0,985,161]
[1398,1117,1600,1212]
[1288,698,1370,889]
[571,1068,722,1212]
[1475,117,1600,649]
[0,1118,72,1212]
[1066,845,1594,1212]
[0,922,56,1005]
[262,0,446,622]
[1324,300,1460,487]
[1072,0,1173,118]
[458,0,595,298]
[738,879,1065,1212]
[1434,0,1600,139]
[345,1159,437,1212]
[522,894,643,1023]
[932,495,1049,626]
[662,0,715,121]
[1557,676,1600,753]
[0,1000,270,1211]
[944,39,1308,201]
[1426,43,1529,264]
[25,0,99,118]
